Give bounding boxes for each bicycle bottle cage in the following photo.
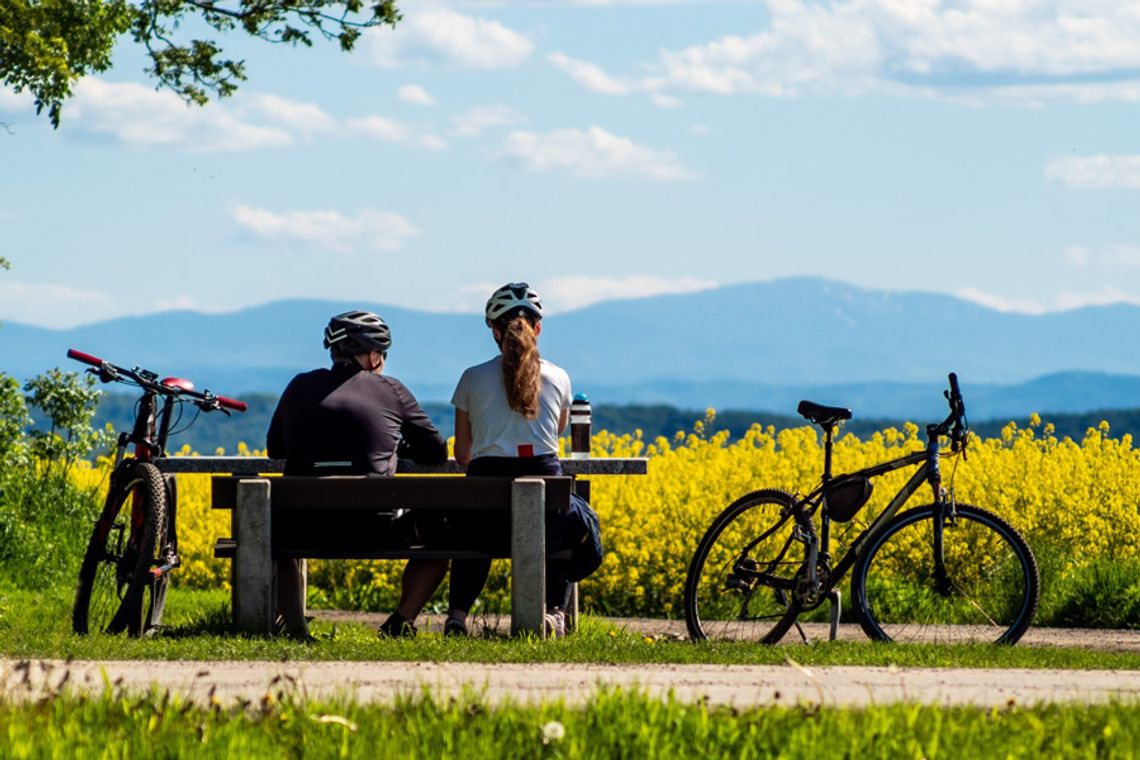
[824,475,873,522]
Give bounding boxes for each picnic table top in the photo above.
[154,456,648,476]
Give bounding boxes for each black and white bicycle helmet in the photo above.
[323,310,392,354]
[485,282,543,323]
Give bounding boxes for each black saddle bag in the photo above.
[824,475,873,522]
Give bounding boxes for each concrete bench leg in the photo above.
[511,477,546,636]
[233,478,274,635]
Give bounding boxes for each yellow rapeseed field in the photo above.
[89,416,1140,617]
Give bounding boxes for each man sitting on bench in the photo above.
[266,309,447,637]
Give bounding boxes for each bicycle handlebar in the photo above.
[942,372,969,455]
[948,372,962,403]
[214,395,248,412]
[66,348,247,413]
[67,349,105,367]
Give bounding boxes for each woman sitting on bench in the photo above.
[379,282,602,638]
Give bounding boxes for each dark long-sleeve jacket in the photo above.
[266,363,446,476]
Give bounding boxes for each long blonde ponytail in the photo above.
[499,315,541,418]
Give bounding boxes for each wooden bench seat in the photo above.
[211,475,575,636]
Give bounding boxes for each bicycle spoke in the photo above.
[854,504,1038,645]
[685,491,804,643]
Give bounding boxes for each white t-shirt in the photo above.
[451,356,572,459]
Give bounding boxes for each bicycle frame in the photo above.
[818,444,939,587]
[743,425,955,602]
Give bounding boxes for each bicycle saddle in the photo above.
[797,400,853,428]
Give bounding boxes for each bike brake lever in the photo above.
[91,366,118,384]
[197,396,232,416]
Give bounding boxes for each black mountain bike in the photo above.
[68,349,246,636]
[684,373,1039,645]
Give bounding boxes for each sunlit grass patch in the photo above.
[1,588,1138,671]
[1,683,1137,759]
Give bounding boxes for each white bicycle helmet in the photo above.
[485,282,543,323]
[323,310,392,354]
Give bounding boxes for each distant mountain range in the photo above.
[5,277,1140,419]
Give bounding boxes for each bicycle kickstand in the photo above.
[828,589,841,641]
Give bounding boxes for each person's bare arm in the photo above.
[454,408,474,467]
[558,406,569,434]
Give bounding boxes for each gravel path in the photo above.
[4,658,1140,708]
[323,612,1140,653]
[4,617,1137,708]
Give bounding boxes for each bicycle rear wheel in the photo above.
[684,489,804,643]
[73,461,167,636]
[852,503,1039,644]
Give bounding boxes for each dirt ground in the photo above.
[324,612,1140,653]
[2,620,1138,708]
[3,657,1139,708]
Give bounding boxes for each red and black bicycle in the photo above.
[67,349,246,636]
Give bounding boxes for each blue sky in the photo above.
[2,0,1140,328]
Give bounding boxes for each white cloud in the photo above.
[419,133,450,151]
[367,8,533,69]
[1054,286,1140,311]
[149,294,223,313]
[1062,242,1140,269]
[537,275,718,312]
[398,84,438,106]
[553,1,1140,104]
[1104,245,1140,268]
[0,87,33,114]
[1065,245,1091,268]
[957,283,1140,314]
[345,115,412,143]
[650,93,683,108]
[452,104,526,137]
[32,78,444,152]
[568,0,696,4]
[441,274,718,314]
[343,116,448,149]
[0,280,120,328]
[498,126,698,181]
[247,94,339,135]
[69,79,293,151]
[1046,154,1140,189]
[548,52,633,95]
[232,205,421,253]
[444,280,504,312]
[955,286,1046,315]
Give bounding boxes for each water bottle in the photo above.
[570,393,591,459]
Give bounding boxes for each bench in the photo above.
[210,474,576,636]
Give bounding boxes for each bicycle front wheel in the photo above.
[852,503,1039,645]
[684,489,804,644]
[73,461,167,636]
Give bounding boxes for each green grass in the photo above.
[3,587,1139,670]
[0,470,100,591]
[1,686,1137,759]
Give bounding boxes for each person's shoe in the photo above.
[377,612,417,639]
[443,616,468,638]
[543,607,566,639]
